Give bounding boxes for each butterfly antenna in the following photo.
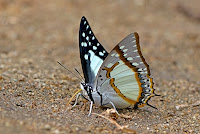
[57,61,84,83]
[74,68,84,81]
[154,93,161,96]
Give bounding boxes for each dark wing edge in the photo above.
[79,16,108,84]
[134,32,151,76]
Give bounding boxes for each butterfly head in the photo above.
[80,82,94,102]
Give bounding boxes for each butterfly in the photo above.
[71,16,159,116]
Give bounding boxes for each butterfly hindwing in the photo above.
[94,33,154,108]
[79,16,108,84]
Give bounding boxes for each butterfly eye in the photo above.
[82,83,86,87]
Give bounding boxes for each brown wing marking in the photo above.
[103,62,119,78]
[110,78,137,104]
[112,33,155,107]
[103,62,137,105]
[134,32,151,76]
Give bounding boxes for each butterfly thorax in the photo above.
[80,83,95,102]
[80,82,103,107]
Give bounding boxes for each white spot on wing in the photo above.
[82,32,85,37]
[89,31,91,34]
[86,25,89,30]
[92,36,95,40]
[84,21,86,25]
[134,56,140,58]
[103,50,106,53]
[143,84,147,87]
[138,68,143,72]
[81,42,87,47]
[132,63,139,66]
[111,53,116,57]
[86,36,89,41]
[133,50,138,52]
[97,43,100,46]
[127,57,133,61]
[123,49,128,52]
[84,54,88,60]
[120,46,125,49]
[115,54,119,57]
[141,79,147,82]
[89,42,91,46]
[140,71,147,74]
[99,52,104,56]
[93,46,97,50]
[123,53,127,56]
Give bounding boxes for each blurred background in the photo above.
[0,0,199,133]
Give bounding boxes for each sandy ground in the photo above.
[0,0,200,133]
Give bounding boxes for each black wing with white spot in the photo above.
[79,16,108,84]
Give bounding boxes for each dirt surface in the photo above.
[0,0,200,133]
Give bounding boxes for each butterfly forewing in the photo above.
[79,16,108,84]
[94,33,155,108]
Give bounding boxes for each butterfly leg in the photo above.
[109,101,120,115]
[72,92,81,108]
[88,101,93,116]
